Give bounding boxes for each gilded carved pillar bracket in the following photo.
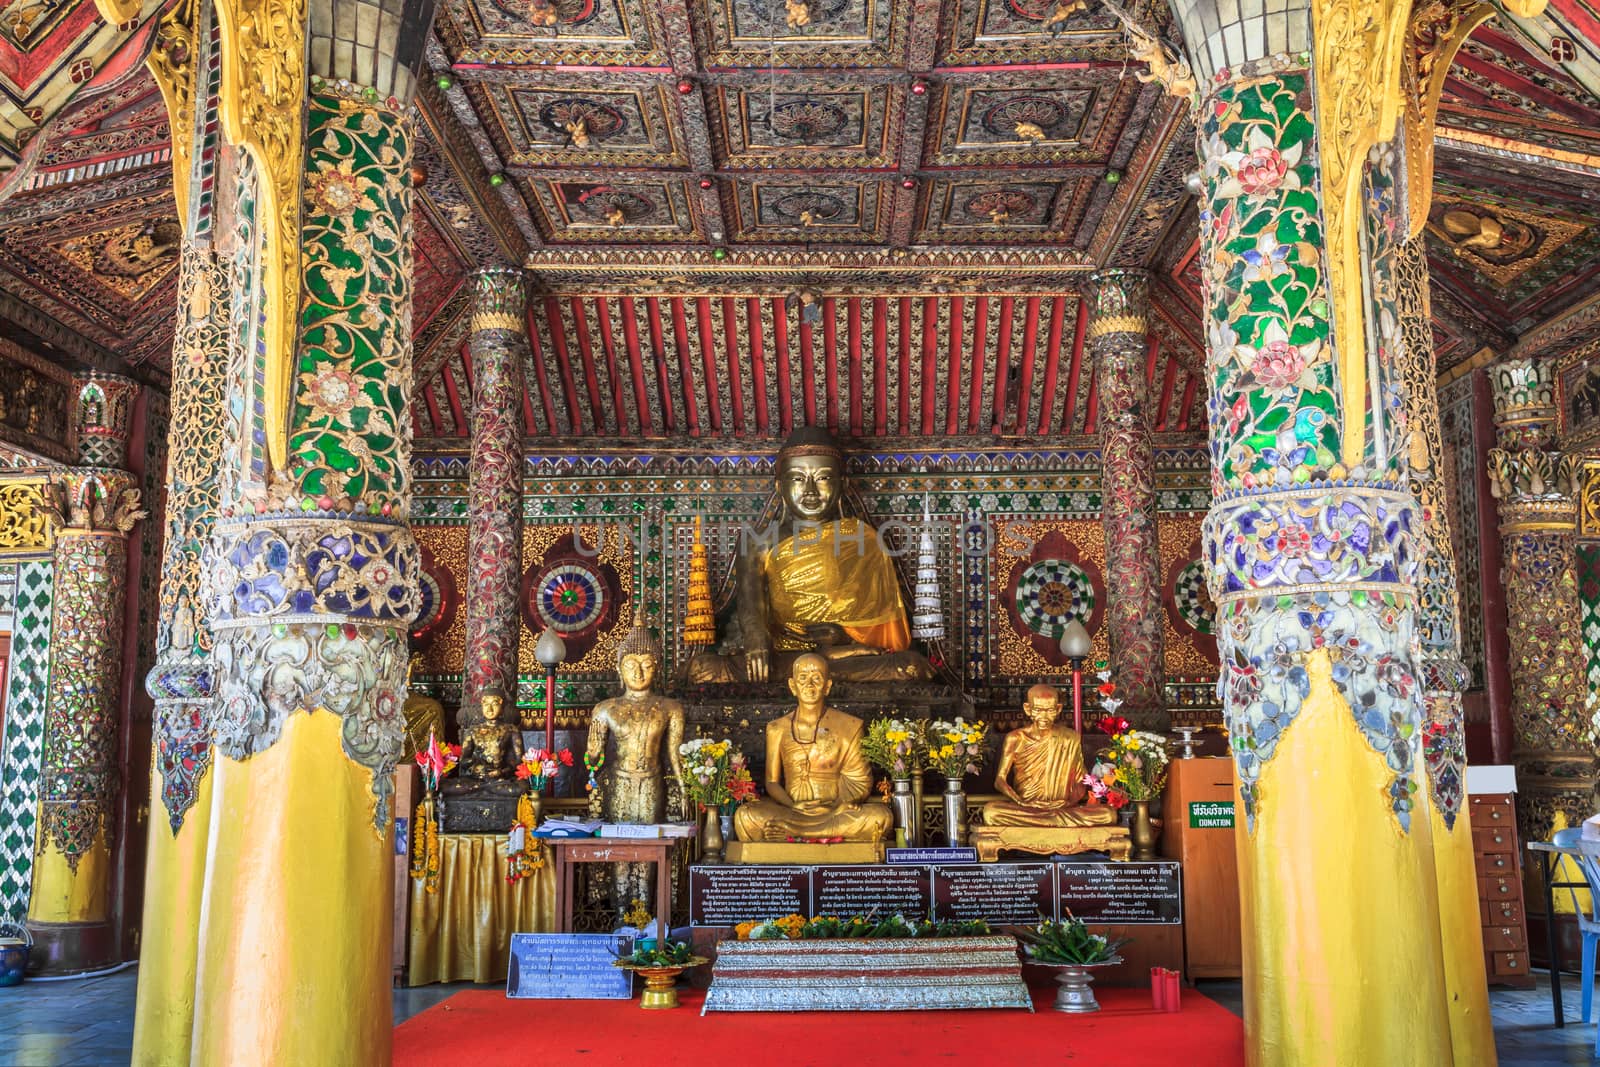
[146,0,200,225]
[0,479,54,555]
[213,0,308,475]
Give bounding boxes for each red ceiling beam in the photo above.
[823,297,841,435]
[594,297,628,435]
[721,297,746,436]
[848,297,865,437]
[1061,296,1088,433]
[771,297,794,435]
[668,297,701,437]
[619,296,652,435]
[920,296,938,436]
[1035,295,1066,435]
[524,305,558,436]
[695,297,723,434]
[439,361,467,437]
[873,297,890,437]
[569,296,607,434]
[967,296,988,434]
[992,297,1014,434]
[1013,296,1041,434]
[946,296,964,437]
[644,297,675,435]
[746,297,770,435]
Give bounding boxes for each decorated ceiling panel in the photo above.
[412,289,1207,444]
[1439,22,1600,156]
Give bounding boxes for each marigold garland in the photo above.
[410,798,442,893]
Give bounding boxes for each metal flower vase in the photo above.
[526,789,543,828]
[701,807,725,863]
[943,777,967,846]
[1130,799,1157,860]
[890,778,920,848]
[1047,958,1122,1013]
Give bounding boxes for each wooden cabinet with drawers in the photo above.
[1470,791,1533,989]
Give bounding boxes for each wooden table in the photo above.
[549,837,679,945]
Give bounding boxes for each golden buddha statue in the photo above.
[586,612,687,909]
[687,428,933,685]
[980,684,1118,828]
[456,690,523,780]
[732,654,894,843]
[402,653,447,762]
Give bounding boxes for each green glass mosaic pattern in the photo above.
[0,560,53,923]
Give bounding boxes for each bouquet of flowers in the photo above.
[1080,765,1129,809]
[516,746,573,792]
[862,717,927,780]
[1092,660,1130,736]
[927,717,987,779]
[678,738,758,810]
[415,731,461,793]
[1095,728,1170,802]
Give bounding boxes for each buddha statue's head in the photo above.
[616,609,661,694]
[788,652,832,705]
[1024,684,1063,728]
[481,690,506,724]
[777,427,844,522]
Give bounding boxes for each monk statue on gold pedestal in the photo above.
[687,427,933,685]
[971,684,1128,861]
[586,611,687,912]
[456,689,523,780]
[733,654,894,845]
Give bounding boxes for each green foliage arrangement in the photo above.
[1017,915,1129,965]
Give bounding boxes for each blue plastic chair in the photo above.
[1550,826,1600,1050]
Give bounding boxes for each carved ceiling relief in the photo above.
[51,217,182,299]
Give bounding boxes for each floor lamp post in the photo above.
[1060,618,1092,735]
[534,628,567,754]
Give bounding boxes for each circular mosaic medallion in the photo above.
[533,562,608,634]
[1173,560,1216,635]
[410,548,456,646]
[1013,559,1095,638]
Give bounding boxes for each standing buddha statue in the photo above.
[687,427,932,685]
[586,611,687,911]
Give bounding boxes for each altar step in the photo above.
[701,935,1034,1012]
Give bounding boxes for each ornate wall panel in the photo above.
[0,559,49,923]
[410,448,1218,719]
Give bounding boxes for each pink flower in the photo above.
[1251,340,1306,390]
[1227,395,1249,435]
[1238,146,1290,195]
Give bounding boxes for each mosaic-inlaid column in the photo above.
[27,374,143,973]
[461,268,528,720]
[1486,360,1591,848]
[1397,238,1495,1062]
[192,25,431,1057]
[1088,268,1164,727]
[1170,5,1455,1055]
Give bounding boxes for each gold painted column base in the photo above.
[1237,653,1452,1066]
[1432,805,1496,1067]
[191,712,393,1066]
[26,826,115,975]
[131,763,214,1066]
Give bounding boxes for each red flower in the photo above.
[515,762,533,780]
[559,749,574,767]
[1096,682,1117,698]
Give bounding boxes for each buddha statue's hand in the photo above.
[803,622,850,647]
[745,648,770,683]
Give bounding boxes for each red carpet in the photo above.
[394,983,1245,1066]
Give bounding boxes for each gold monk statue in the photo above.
[981,684,1118,828]
[456,690,523,780]
[733,654,894,843]
[402,653,447,761]
[586,612,687,911]
[687,427,933,685]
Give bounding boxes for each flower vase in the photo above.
[719,803,735,846]
[911,773,925,845]
[701,807,725,864]
[526,788,543,829]
[889,779,919,848]
[1130,799,1157,860]
[943,777,967,847]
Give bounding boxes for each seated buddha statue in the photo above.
[980,684,1118,828]
[687,427,933,685]
[456,690,523,781]
[733,654,894,843]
